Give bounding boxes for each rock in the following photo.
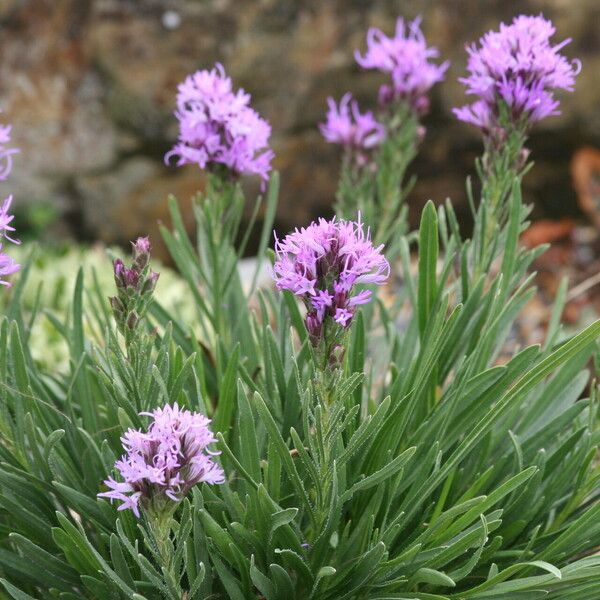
[571,147,600,227]
[76,157,200,261]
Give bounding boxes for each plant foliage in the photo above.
[0,14,599,600]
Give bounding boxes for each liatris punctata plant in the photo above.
[2,13,600,600]
[110,236,159,348]
[0,119,20,287]
[164,63,278,351]
[326,17,448,254]
[454,15,579,141]
[273,215,389,377]
[98,404,223,582]
[454,14,580,270]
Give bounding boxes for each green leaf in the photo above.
[251,171,280,294]
[8,533,80,589]
[418,201,439,336]
[342,446,416,502]
[0,579,37,600]
[460,560,561,597]
[411,568,456,588]
[250,555,275,600]
[213,344,240,439]
[403,319,600,525]
[253,392,315,523]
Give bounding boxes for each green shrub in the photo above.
[1,12,598,600]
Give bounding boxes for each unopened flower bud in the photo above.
[378,84,395,107]
[329,344,346,368]
[124,268,140,290]
[515,147,531,171]
[109,296,124,316]
[305,312,322,344]
[109,236,159,340]
[142,270,160,295]
[414,96,430,116]
[133,236,151,269]
[126,311,139,330]
[113,259,125,287]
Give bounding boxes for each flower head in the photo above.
[0,118,19,288]
[273,216,390,344]
[165,63,274,183]
[98,403,224,517]
[0,123,19,182]
[0,196,19,245]
[355,17,448,113]
[133,236,151,257]
[320,93,385,155]
[453,15,580,134]
[0,245,20,286]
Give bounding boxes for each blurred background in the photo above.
[1,0,600,259]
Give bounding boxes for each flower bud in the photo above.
[133,237,151,269]
[126,311,139,330]
[109,296,124,316]
[142,271,160,295]
[113,259,126,287]
[110,236,159,339]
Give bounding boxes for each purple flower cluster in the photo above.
[0,121,20,287]
[320,94,385,149]
[98,403,224,517]
[454,15,580,134]
[0,123,19,181]
[355,17,449,113]
[166,63,274,183]
[320,93,386,159]
[274,216,390,342]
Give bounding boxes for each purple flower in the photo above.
[355,17,448,113]
[98,403,225,517]
[0,245,20,286]
[454,15,581,134]
[133,236,151,257]
[273,216,390,343]
[0,119,19,288]
[320,93,385,154]
[165,63,274,183]
[113,258,141,291]
[0,196,19,245]
[0,123,19,182]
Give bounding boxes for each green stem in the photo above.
[148,508,176,575]
[473,131,525,280]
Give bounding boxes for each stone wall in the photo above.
[1,0,599,255]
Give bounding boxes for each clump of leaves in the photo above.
[1,133,599,598]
